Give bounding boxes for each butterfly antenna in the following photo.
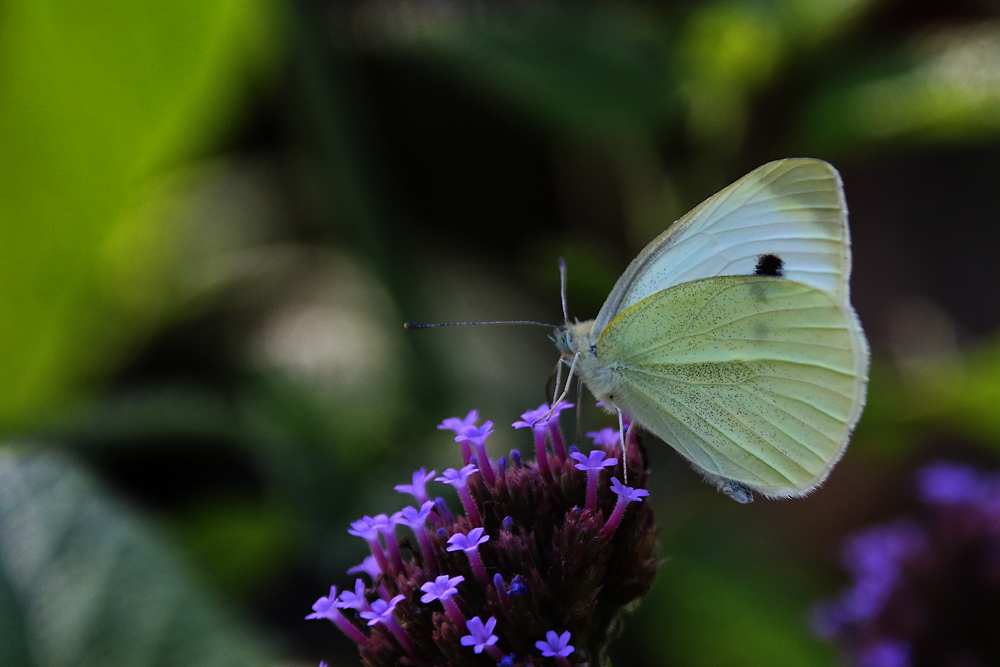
[404,320,556,330]
[558,257,569,322]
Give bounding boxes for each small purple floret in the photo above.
[420,574,465,603]
[421,574,466,626]
[394,467,437,505]
[601,477,649,537]
[438,410,479,434]
[448,527,491,587]
[337,578,371,612]
[571,450,618,472]
[459,421,496,485]
[437,465,482,525]
[306,586,368,644]
[347,555,382,581]
[359,595,404,626]
[572,450,619,511]
[587,427,621,448]
[461,616,501,659]
[440,410,480,464]
[536,629,574,657]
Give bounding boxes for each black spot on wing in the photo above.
[754,254,784,277]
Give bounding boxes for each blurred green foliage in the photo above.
[0,0,281,430]
[3,0,1000,666]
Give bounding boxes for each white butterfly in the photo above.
[555,158,869,502]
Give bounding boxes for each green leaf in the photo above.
[0,450,276,667]
[0,0,284,430]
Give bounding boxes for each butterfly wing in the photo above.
[595,275,868,498]
[593,159,851,333]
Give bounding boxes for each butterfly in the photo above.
[553,158,869,503]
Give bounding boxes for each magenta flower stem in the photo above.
[443,596,465,627]
[384,533,404,572]
[548,423,567,461]
[468,550,490,588]
[555,656,571,667]
[333,615,368,645]
[473,442,496,485]
[415,531,437,570]
[532,430,551,478]
[385,617,420,659]
[585,471,599,511]
[457,439,473,465]
[457,487,482,526]
[366,539,390,574]
[486,645,505,662]
[601,498,629,538]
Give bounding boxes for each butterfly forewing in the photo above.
[596,275,867,497]
[594,159,851,334]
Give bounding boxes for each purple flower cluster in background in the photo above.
[811,461,1000,667]
[307,404,660,666]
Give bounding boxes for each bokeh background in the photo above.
[3,1,1000,665]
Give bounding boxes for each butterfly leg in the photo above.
[617,408,628,486]
[534,353,579,428]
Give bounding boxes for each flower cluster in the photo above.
[810,461,1000,667]
[307,403,660,666]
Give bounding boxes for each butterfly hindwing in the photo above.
[595,275,867,497]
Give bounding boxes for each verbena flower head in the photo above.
[811,460,1000,666]
[307,405,660,666]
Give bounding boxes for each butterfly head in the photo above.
[553,320,597,359]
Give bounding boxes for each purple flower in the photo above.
[513,403,574,474]
[571,450,618,510]
[420,574,465,603]
[398,500,438,566]
[571,450,618,472]
[601,477,649,537]
[336,578,371,612]
[348,516,389,574]
[461,616,501,659]
[609,477,649,503]
[439,410,479,434]
[347,555,382,581]
[306,586,368,644]
[460,421,493,447]
[440,410,480,464]
[437,465,482,525]
[447,527,490,552]
[586,427,620,448]
[359,595,405,627]
[458,421,496,485]
[394,467,437,505]
[812,461,1000,666]
[448,527,491,587]
[536,629,574,657]
[511,404,552,431]
[305,586,339,621]
[420,574,466,626]
[305,404,660,667]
